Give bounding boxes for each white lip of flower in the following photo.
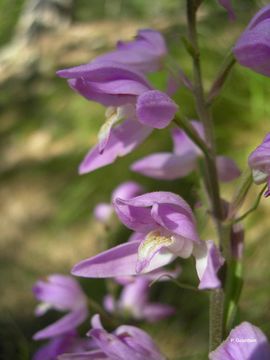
[252,169,268,184]
[138,230,174,262]
[35,302,52,316]
[138,229,193,266]
[98,105,136,153]
[192,241,208,279]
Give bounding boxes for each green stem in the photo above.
[209,289,224,351]
[186,0,231,352]
[207,53,236,104]
[174,115,209,157]
[224,258,243,334]
[234,184,267,223]
[149,274,201,292]
[186,0,223,223]
[228,169,253,220]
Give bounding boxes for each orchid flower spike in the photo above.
[33,275,88,340]
[233,4,270,77]
[59,314,166,360]
[248,133,270,197]
[72,191,224,290]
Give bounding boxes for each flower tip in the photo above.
[78,162,87,175]
[71,260,96,278]
[56,69,67,78]
[32,331,43,341]
[113,197,126,206]
[264,189,270,197]
[70,263,83,277]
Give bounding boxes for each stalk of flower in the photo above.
[32,274,88,340]
[59,314,166,360]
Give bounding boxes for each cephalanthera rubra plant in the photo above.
[32,2,270,359]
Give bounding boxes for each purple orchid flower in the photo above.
[209,321,270,360]
[33,331,92,360]
[94,181,143,224]
[218,0,236,21]
[33,275,88,340]
[93,29,167,74]
[59,314,166,360]
[57,62,177,125]
[72,191,224,290]
[248,133,270,197]
[103,275,175,322]
[233,4,270,77]
[57,62,177,174]
[131,121,241,182]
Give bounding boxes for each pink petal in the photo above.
[142,304,175,322]
[194,240,225,290]
[33,307,88,340]
[131,152,197,180]
[79,119,152,174]
[136,90,178,129]
[71,241,141,278]
[216,156,241,182]
[150,202,199,242]
[111,181,143,202]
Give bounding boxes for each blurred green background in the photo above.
[0,0,270,359]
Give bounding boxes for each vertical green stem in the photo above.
[186,0,223,222]
[209,289,224,351]
[186,0,229,352]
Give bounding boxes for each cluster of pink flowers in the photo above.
[32,1,270,359]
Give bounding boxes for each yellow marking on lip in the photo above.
[98,107,122,146]
[138,230,173,261]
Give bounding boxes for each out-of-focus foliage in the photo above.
[0,0,24,45]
